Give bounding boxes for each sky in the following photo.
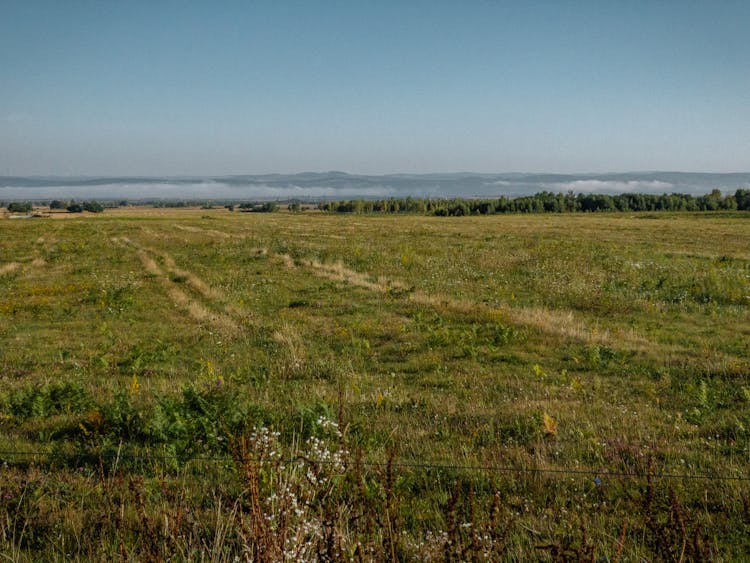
[1,1,749,176]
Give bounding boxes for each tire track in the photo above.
[174,224,244,240]
[147,226,649,349]
[114,237,243,336]
[279,253,650,350]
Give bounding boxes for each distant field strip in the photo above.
[113,236,244,335]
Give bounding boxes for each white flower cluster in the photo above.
[244,422,351,561]
[248,427,282,462]
[410,527,507,562]
[315,415,342,438]
[305,435,348,474]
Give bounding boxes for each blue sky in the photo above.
[1,1,749,175]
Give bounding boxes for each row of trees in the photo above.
[4,200,105,213]
[51,199,105,213]
[238,201,279,213]
[319,189,750,216]
[6,190,748,216]
[6,202,33,213]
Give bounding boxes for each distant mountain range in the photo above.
[1,172,748,201]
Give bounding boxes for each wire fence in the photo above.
[1,449,748,482]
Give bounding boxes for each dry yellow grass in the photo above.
[135,249,164,276]
[504,305,652,349]
[174,223,243,239]
[0,262,21,276]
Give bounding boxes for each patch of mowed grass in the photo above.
[1,210,750,558]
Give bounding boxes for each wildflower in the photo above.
[542,413,557,436]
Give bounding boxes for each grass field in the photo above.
[1,208,749,560]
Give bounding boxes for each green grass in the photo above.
[1,209,749,560]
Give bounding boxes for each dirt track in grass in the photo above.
[114,236,245,336]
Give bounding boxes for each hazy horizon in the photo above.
[2,171,748,202]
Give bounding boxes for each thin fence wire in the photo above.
[0,449,748,482]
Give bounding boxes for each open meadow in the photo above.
[1,208,749,560]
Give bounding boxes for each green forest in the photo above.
[320,189,750,215]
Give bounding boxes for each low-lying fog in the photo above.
[2,172,748,202]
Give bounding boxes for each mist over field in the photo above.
[1,171,749,202]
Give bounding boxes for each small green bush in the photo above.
[7,201,33,213]
[5,381,92,420]
[83,201,104,213]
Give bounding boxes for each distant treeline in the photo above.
[5,199,104,213]
[319,189,750,215]
[5,190,750,216]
